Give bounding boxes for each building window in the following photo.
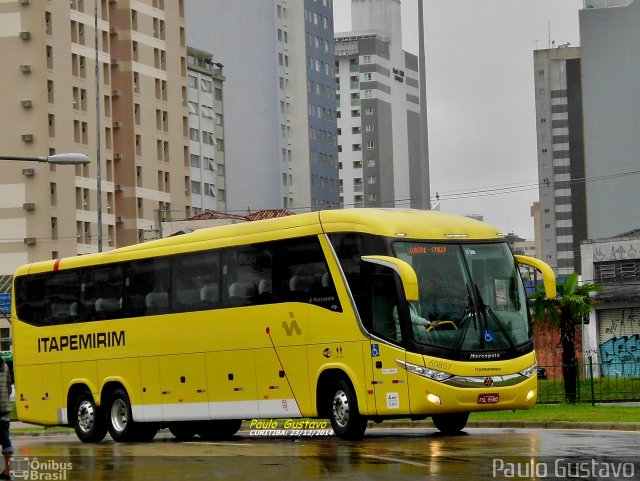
[200,78,212,93]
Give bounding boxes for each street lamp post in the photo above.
[0,153,91,165]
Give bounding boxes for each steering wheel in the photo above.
[426,320,458,331]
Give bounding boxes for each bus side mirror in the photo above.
[361,255,419,302]
[515,255,557,299]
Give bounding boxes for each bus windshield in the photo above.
[393,242,530,354]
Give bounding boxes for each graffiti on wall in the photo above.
[599,308,640,378]
[593,243,639,262]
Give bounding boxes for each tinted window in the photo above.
[82,265,124,321]
[125,258,170,316]
[277,237,341,311]
[173,250,221,312]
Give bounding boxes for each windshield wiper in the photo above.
[473,284,516,352]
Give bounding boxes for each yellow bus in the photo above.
[12,209,555,442]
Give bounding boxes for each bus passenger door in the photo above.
[368,274,409,415]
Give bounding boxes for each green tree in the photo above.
[529,273,601,403]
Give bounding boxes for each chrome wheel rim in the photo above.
[77,399,95,434]
[332,389,350,428]
[110,398,128,433]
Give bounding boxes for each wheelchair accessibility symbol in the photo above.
[371,344,380,357]
[483,330,495,343]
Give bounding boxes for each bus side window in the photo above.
[16,275,46,326]
[43,271,79,325]
[370,272,402,343]
[82,265,124,321]
[277,237,342,311]
[172,249,221,312]
[124,258,170,317]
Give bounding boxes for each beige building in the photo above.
[0,0,189,274]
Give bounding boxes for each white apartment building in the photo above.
[186,0,339,213]
[335,0,428,209]
[533,47,586,276]
[187,47,226,214]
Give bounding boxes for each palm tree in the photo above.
[529,273,601,403]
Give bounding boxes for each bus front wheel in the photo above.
[106,388,157,442]
[72,391,107,443]
[431,412,469,435]
[328,379,367,440]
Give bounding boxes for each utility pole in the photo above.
[417,0,432,210]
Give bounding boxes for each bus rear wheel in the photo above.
[107,388,157,442]
[328,379,367,440]
[72,391,107,443]
[197,420,242,440]
[431,412,469,435]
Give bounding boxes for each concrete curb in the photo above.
[367,420,640,431]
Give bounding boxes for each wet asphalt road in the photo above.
[10,428,640,480]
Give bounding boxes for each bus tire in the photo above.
[328,379,367,440]
[169,422,199,441]
[133,423,159,442]
[432,412,469,435]
[106,388,154,442]
[72,391,107,443]
[197,420,242,440]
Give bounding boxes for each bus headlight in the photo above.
[397,360,453,382]
[518,363,538,378]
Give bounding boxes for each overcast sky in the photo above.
[334,0,582,238]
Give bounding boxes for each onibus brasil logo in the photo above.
[12,457,74,480]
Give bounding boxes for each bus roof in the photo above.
[15,209,502,275]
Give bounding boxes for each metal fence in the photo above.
[537,359,640,404]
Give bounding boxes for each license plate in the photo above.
[478,393,499,404]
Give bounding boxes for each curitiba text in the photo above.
[37,331,125,353]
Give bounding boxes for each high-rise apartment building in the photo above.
[187,47,226,214]
[580,0,640,239]
[533,46,586,276]
[186,0,339,213]
[0,0,189,274]
[334,0,428,209]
